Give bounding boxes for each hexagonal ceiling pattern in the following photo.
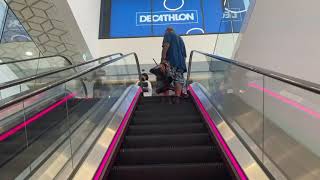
[6,0,85,63]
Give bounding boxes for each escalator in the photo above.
[104,96,233,180]
[0,51,277,179]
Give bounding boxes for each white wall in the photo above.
[66,0,101,58]
[97,35,218,64]
[64,0,237,63]
[235,0,320,84]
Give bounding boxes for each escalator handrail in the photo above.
[187,50,320,94]
[0,52,141,111]
[0,55,73,66]
[0,53,123,90]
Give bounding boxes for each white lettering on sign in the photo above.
[139,13,194,23]
[136,10,198,26]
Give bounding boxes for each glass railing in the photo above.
[188,50,320,179]
[0,56,72,83]
[0,53,123,103]
[0,52,141,179]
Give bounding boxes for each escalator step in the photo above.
[136,103,195,111]
[134,108,197,115]
[105,96,232,179]
[127,123,207,135]
[109,163,231,180]
[134,110,198,117]
[116,146,222,165]
[139,98,192,105]
[131,115,201,125]
[123,133,211,148]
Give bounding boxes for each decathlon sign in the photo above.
[136,10,198,26]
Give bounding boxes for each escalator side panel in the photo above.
[0,95,99,179]
[189,86,247,180]
[93,88,142,180]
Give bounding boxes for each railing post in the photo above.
[187,50,194,85]
[133,53,142,80]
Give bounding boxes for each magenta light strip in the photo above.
[93,88,142,180]
[248,83,320,119]
[0,93,76,142]
[189,86,248,180]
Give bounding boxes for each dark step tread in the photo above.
[127,123,207,135]
[131,116,201,125]
[134,108,197,114]
[109,163,231,180]
[138,100,192,105]
[134,110,198,117]
[123,133,211,148]
[116,146,222,165]
[136,104,196,111]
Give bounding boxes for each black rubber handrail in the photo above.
[0,52,141,111]
[0,55,73,66]
[187,50,320,94]
[0,53,123,90]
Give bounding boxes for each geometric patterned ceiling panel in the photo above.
[6,0,87,63]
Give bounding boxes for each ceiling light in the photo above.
[25,51,33,56]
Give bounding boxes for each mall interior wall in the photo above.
[65,0,237,63]
[96,35,220,64]
[66,0,101,58]
[235,0,320,84]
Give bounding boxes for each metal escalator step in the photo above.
[139,98,192,105]
[134,107,197,114]
[123,133,210,148]
[134,110,198,117]
[131,115,201,125]
[108,163,231,180]
[136,103,196,111]
[127,123,207,135]
[116,146,222,165]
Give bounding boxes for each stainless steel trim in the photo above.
[190,82,269,180]
[230,118,287,180]
[56,87,134,179]
[21,97,107,180]
[72,86,140,180]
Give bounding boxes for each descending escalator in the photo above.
[0,96,99,179]
[105,96,233,180]
[0,52,138,179]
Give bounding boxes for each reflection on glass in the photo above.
[263,77,320,179]
[0,0,43,65]
[0,53,141,179]
[188,51,320,179]
[0,0,7,37]
[189,52,264,160]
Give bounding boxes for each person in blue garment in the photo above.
[160,27,187,103]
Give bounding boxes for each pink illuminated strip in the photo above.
[0,93,76,142]
[248,83,320,119]
[189,86,248,180]
[93,88,142,180]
